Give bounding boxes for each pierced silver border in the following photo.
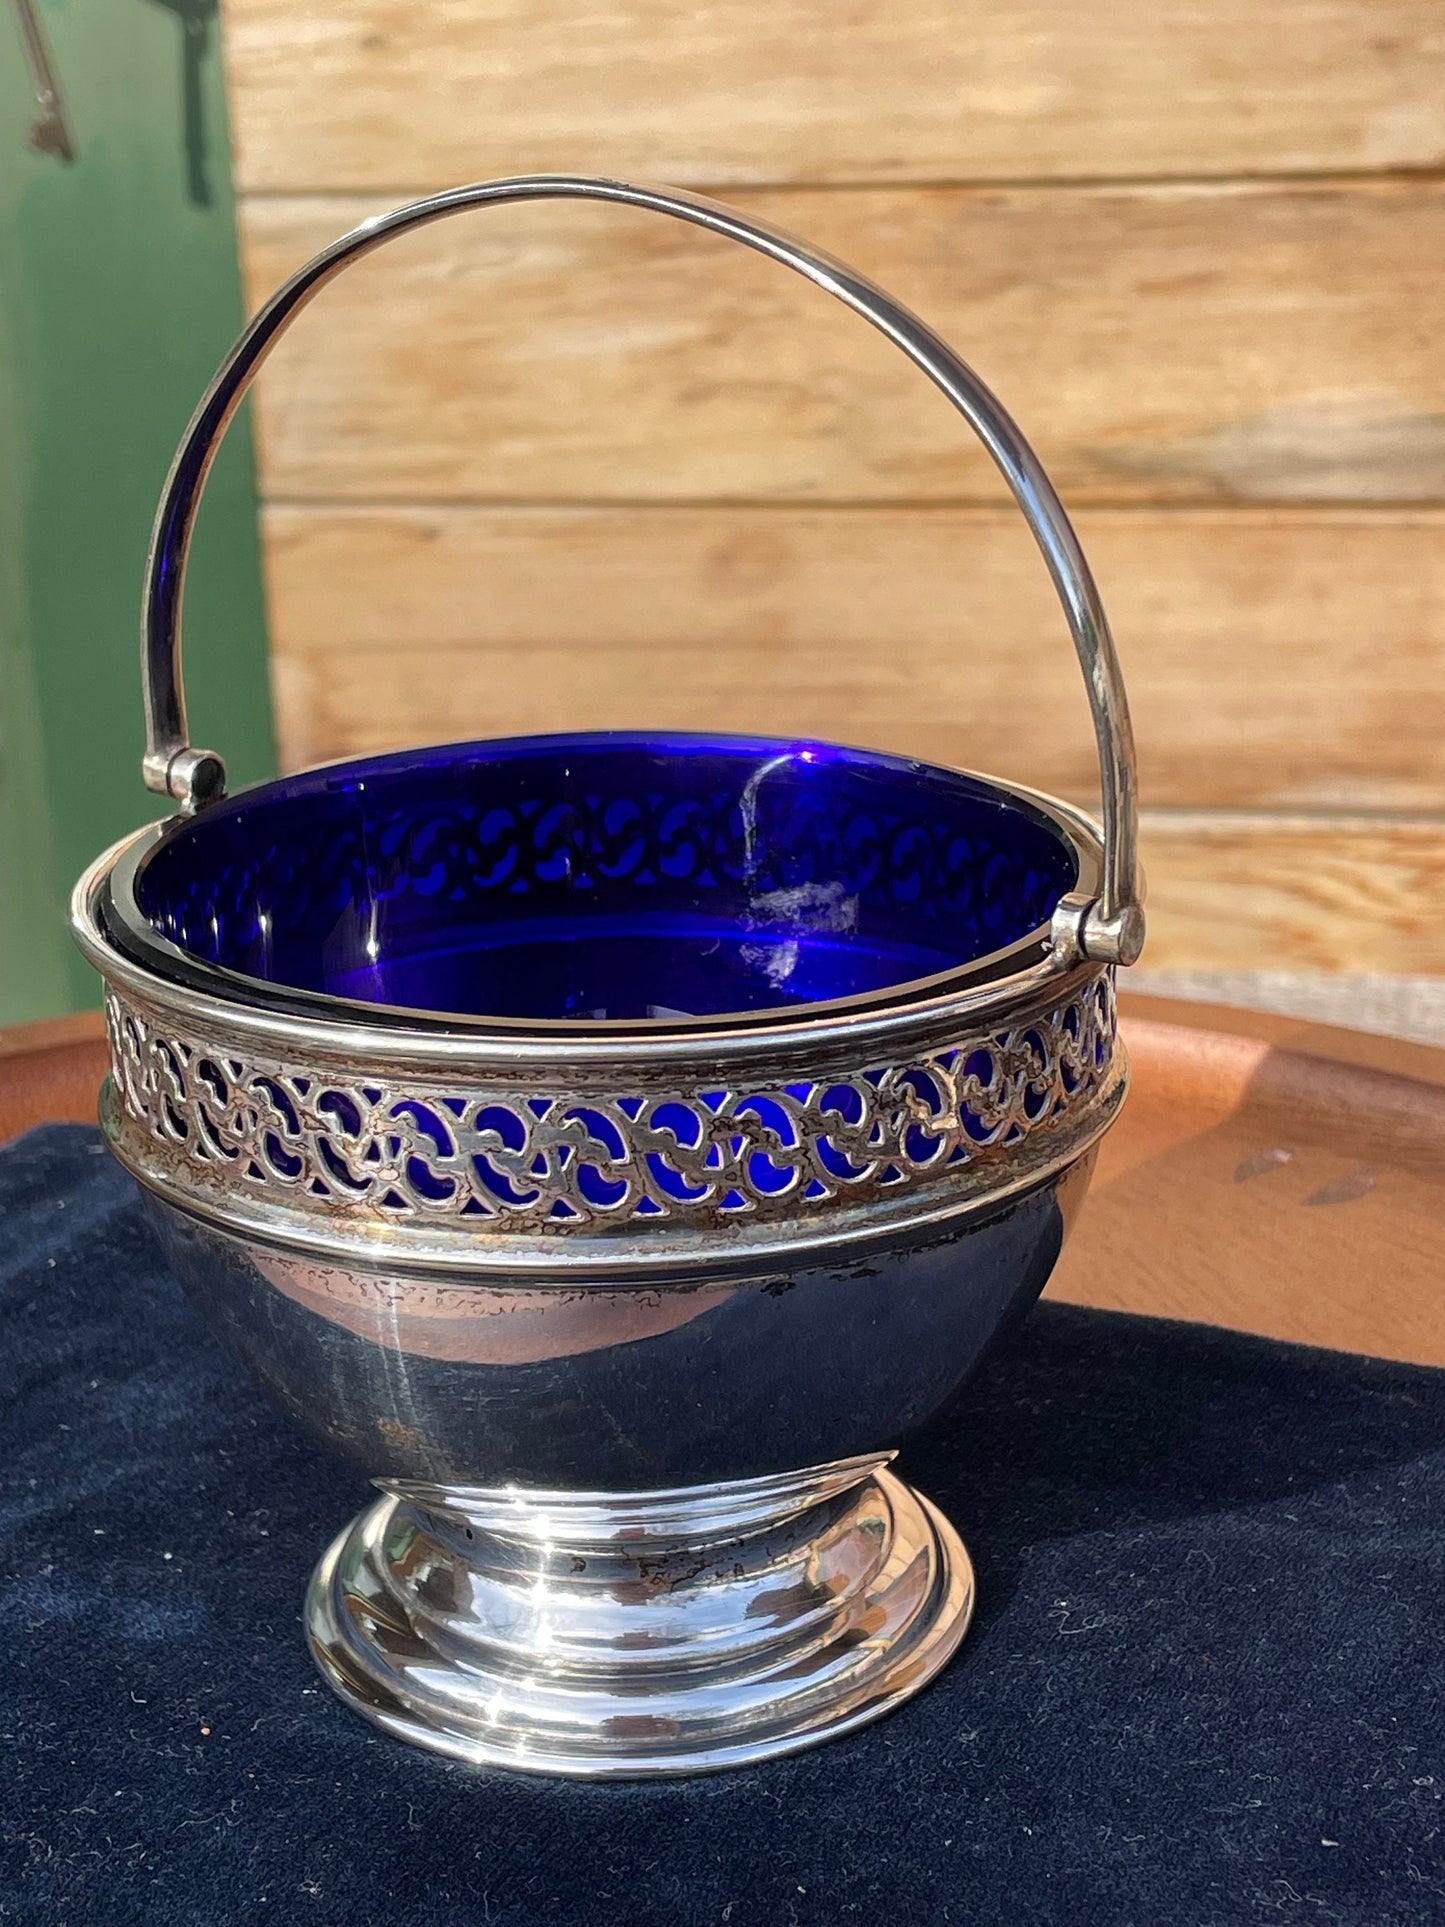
[103,974,1116,1241]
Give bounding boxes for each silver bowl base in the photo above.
[305,1454,974,1778]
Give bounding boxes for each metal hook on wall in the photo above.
[9,0,77,162]
[142,0,217,207]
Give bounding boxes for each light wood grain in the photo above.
[240,180,1445,507]
[221,0,1445,193]
[265,503,1445,810]
[1138,814,1445,972]
[224,0,1445,985]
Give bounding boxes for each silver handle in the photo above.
[141,174,1143,966]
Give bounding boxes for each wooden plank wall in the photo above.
[221,0,1445,970]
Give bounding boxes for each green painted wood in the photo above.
[0,0,275,1023]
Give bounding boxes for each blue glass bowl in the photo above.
[102,731,1087,1030]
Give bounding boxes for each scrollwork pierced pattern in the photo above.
[107,978,1115,1234]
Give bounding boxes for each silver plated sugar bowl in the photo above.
[72,176,1145,1778]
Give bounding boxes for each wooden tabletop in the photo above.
[0,1010,111,1148]
[3,995,1441,1367]
[1050,993,1445,1367]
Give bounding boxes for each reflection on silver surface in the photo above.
[132,1158,1083,1772]
[308,1460,974,1777]
[144,1155,1097,1490]
[78,803,1121,1769]
[72,173,1143,1773]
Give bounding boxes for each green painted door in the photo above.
[1,0,274,1023]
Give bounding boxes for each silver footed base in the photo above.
[305,1453,974,1778]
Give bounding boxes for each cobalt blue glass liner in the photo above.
[105,732,1084,1029]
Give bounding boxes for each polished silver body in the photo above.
[73,175,1143,1776]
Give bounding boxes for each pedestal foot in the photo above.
[306,1453,974,1778]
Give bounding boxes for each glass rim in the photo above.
[98,730,1103,1041]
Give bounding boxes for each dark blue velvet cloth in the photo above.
[4,1122,1443,1927]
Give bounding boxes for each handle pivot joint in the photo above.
[144,744,228,813]
[1051,894,1146,968]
